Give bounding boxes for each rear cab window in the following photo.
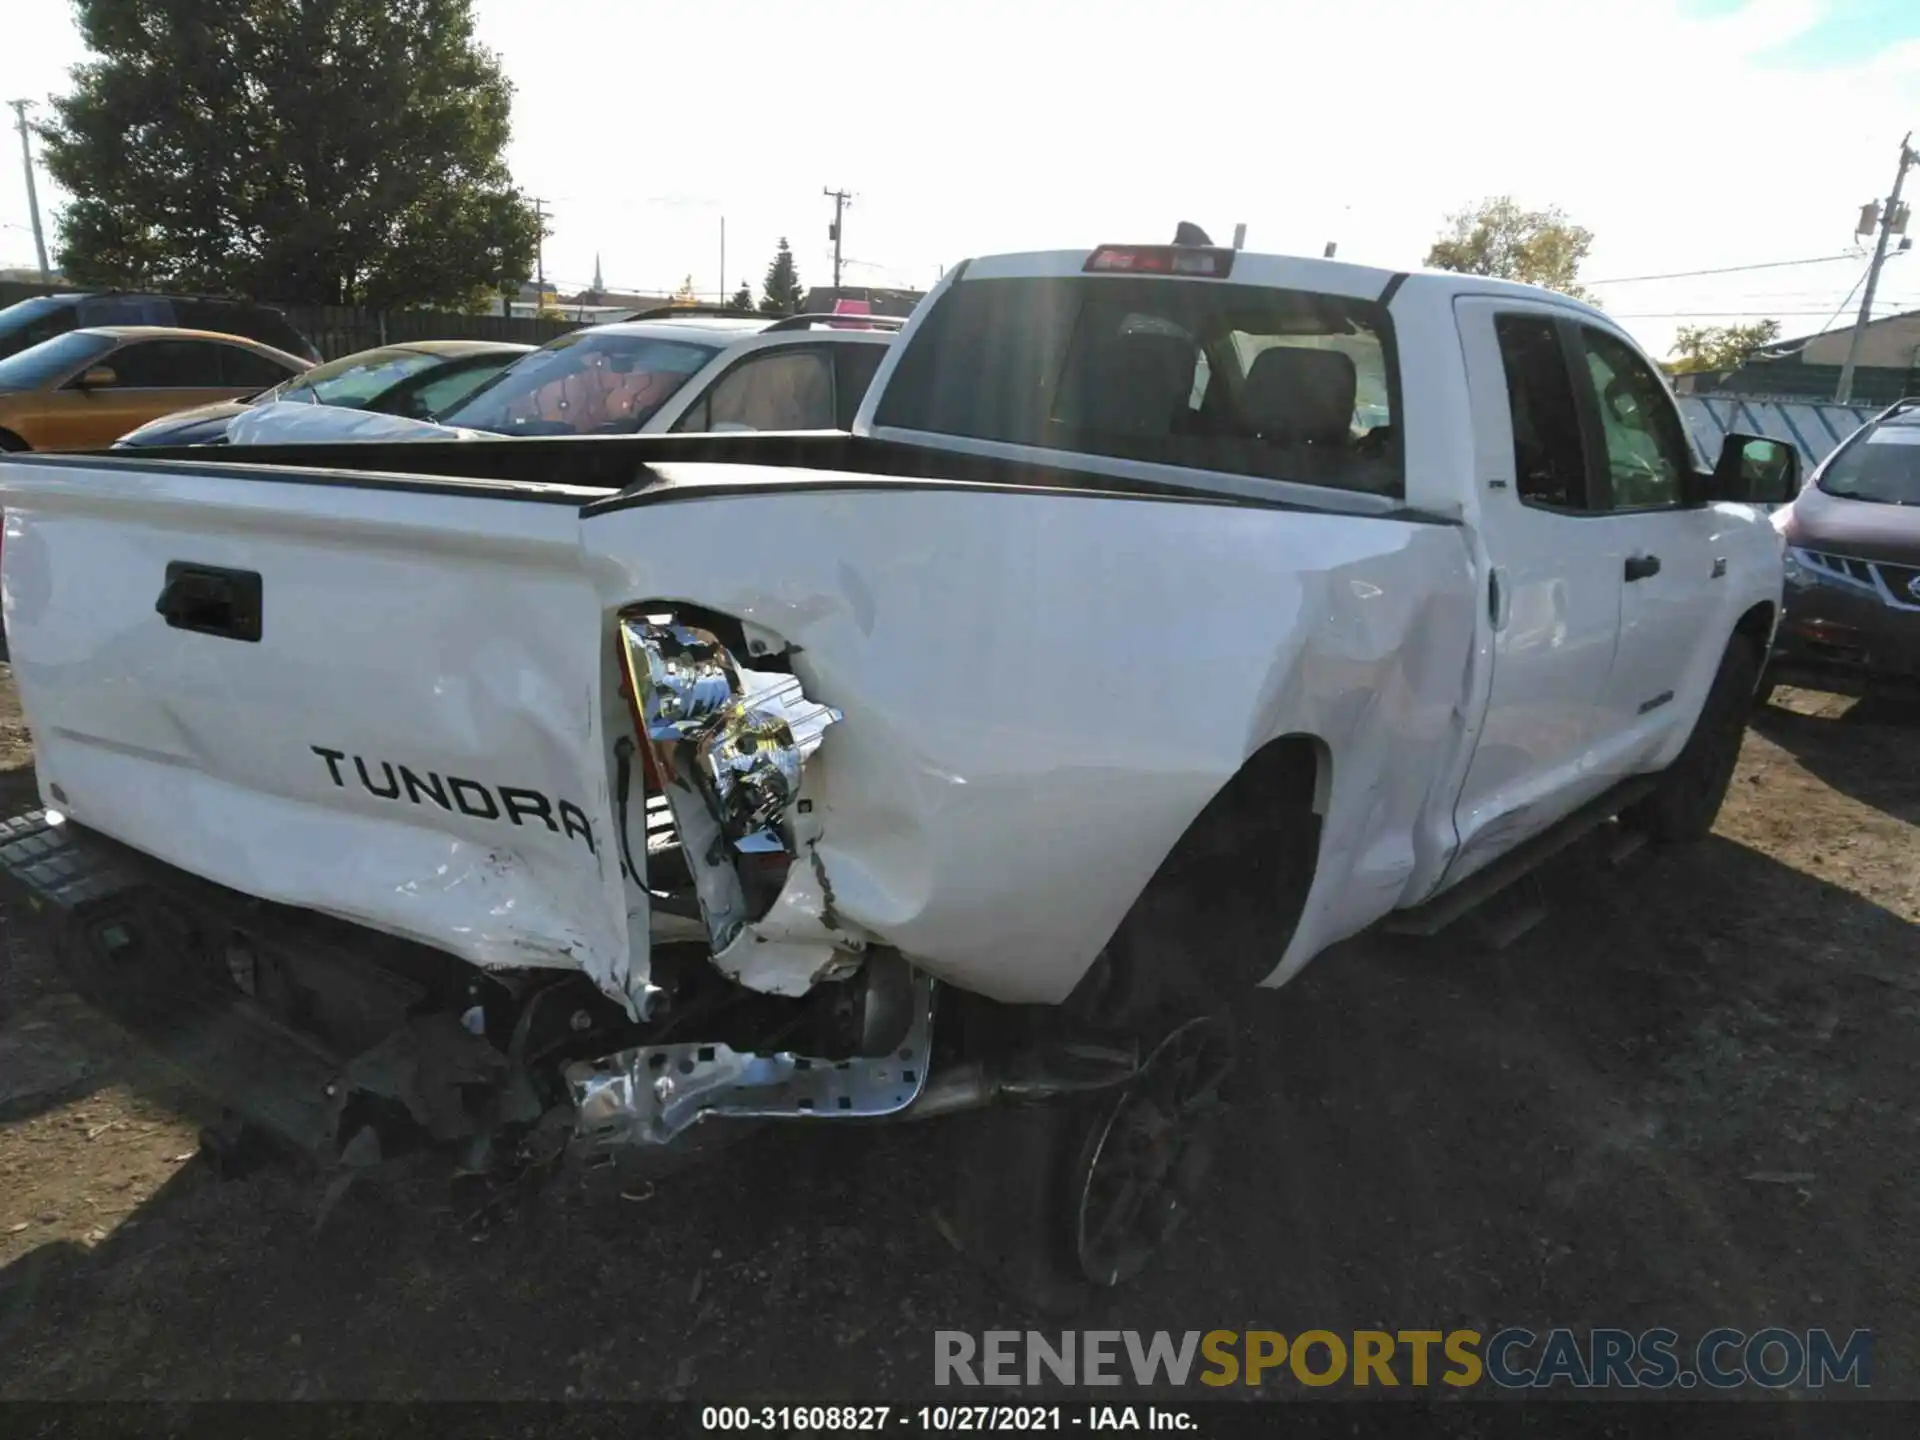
[873,269,1402,497]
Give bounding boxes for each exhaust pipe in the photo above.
[902,1039,1139,1121]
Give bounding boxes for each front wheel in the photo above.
[1626,634,1761,844]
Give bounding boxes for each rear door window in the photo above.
[1492,315,1591,510]
[172,300,310,358]
[109,339,229,387]
[833,343,889,429]
[674,348,836,432]
[873,274,1402,496]
[78,295,174,327]
[219,344,301,389]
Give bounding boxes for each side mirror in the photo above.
[1708,432,1799,506]
[76,365,118,390]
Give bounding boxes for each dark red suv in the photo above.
[1766,397,1920,700]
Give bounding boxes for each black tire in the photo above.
[1627,634,1761,844]
[0,429,27,452]
[948,782,1313,1310]
[950,911,1244,1313]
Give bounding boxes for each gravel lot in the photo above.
[0,669,1914,1407]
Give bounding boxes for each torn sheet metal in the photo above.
[619,618,860,993]
[711,845,863,995]
[567,972,932,1147]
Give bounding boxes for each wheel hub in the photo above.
[1072,1015,1234,1288]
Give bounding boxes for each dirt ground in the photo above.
[0,668,1914,1406]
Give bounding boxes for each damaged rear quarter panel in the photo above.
[585,473,1477,1003]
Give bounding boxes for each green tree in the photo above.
[730,280,754,311]
[39,0,540,307]
[1426,196,1598,302]
[759,238,805,316]
[1668,319,1782,374]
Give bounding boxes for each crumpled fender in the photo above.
[585,472,1479,1004]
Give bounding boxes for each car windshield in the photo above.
[0,331,115,391]
[437,331,720,435]
[0,296,77,360]
[1818,420,1920,505]
[277,348,447,408]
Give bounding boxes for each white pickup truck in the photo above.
[0,237,1793,1304]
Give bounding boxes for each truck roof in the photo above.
[959,246,1611,320]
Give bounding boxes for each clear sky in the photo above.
[4,0,1920,359]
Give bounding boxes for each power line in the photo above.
[1612,310,1899,318]
[1586,253,1863,285]
[1808,262,1877,338]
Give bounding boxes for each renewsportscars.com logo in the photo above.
[934,1328,1874,1391]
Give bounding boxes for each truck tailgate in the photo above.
[0,457,639,1002]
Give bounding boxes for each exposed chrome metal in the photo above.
[618,617,849,984]
[566,971,934,1148]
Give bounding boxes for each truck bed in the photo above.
[0,432,1477,1016]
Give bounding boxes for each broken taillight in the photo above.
[1085,244,1236,278]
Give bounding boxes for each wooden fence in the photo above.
[277,304,579,359]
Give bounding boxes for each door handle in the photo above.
[1624,554,1662,583]
[156,562,263,642]
[1487,564,1511,631]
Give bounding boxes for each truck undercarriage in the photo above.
[0,785,1229,1302]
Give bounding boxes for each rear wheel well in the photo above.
[1068,734,1328,1022]
[0,428,28,452]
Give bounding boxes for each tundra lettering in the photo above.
[310,744,595,854]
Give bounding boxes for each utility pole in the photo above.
[824,186,852,290]
[719,215,726,305]
[8,100,51,283]
[1837,133,1915,404]
[529,197,549,297]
